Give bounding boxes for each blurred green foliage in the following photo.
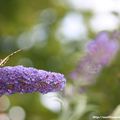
[0,0,120,120]
[0,0,50,35]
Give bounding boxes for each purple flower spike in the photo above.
[0,66,66,96]
[71,32,119,82]
[87,32,119,65]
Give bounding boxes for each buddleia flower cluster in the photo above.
[71,32,119,84]
[0,65,66,96]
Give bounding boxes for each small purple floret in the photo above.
[0,66,66,95]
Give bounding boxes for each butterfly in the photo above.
[0,49,22,66]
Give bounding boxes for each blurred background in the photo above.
[0,0,120,120]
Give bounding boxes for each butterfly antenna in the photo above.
[0,49,22,66]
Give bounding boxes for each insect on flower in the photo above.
[0,49,22,66]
